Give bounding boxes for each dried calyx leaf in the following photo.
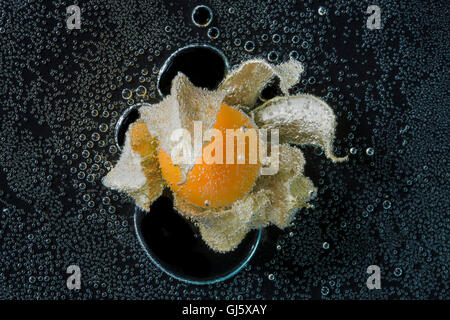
[187,145,317,252]
[102,121,165,210]
[194,190,271,252]
[253,144,316,228]
[102,132,146,193]
[251,95,348,162]
[219,59,304,110]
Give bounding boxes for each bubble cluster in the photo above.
[0,0,447,300]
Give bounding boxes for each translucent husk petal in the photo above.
[102,121,164,210]
[251,95,348,162]
[219,59,304,110]
[193,190,271,252]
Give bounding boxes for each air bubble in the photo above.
[207,27,220,39]
[192,5,213,27]
[136,85,147,97]
[366,147,374,156]
[99,123,108,132]
[289,50,299,60]
[272,34,281,43]
[318,6,327,16]
[267,51,279,62]
[244,41,255,52]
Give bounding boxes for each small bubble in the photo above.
[350,147,357,154]
[383,200,391,210]
[136,85,147,96]
[91,133,100,141]
[109,145,118,154]
[267,51,279,62]
[99,123,108,132]
[289,50,299,60]
[394,267,403,277]
[192,5,213,27]
[366,147,374,156]
[268,274,275,281]
[272,34,281,43]
[321,286,330,295]
[318,6,327,16]
[322,242,330,249]
[207,27,220,39]
[244,41,255,52]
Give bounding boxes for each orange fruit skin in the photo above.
[158,104,261,209]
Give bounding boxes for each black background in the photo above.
[0,0,448,300]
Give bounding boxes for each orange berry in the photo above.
[158,104,261,209]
